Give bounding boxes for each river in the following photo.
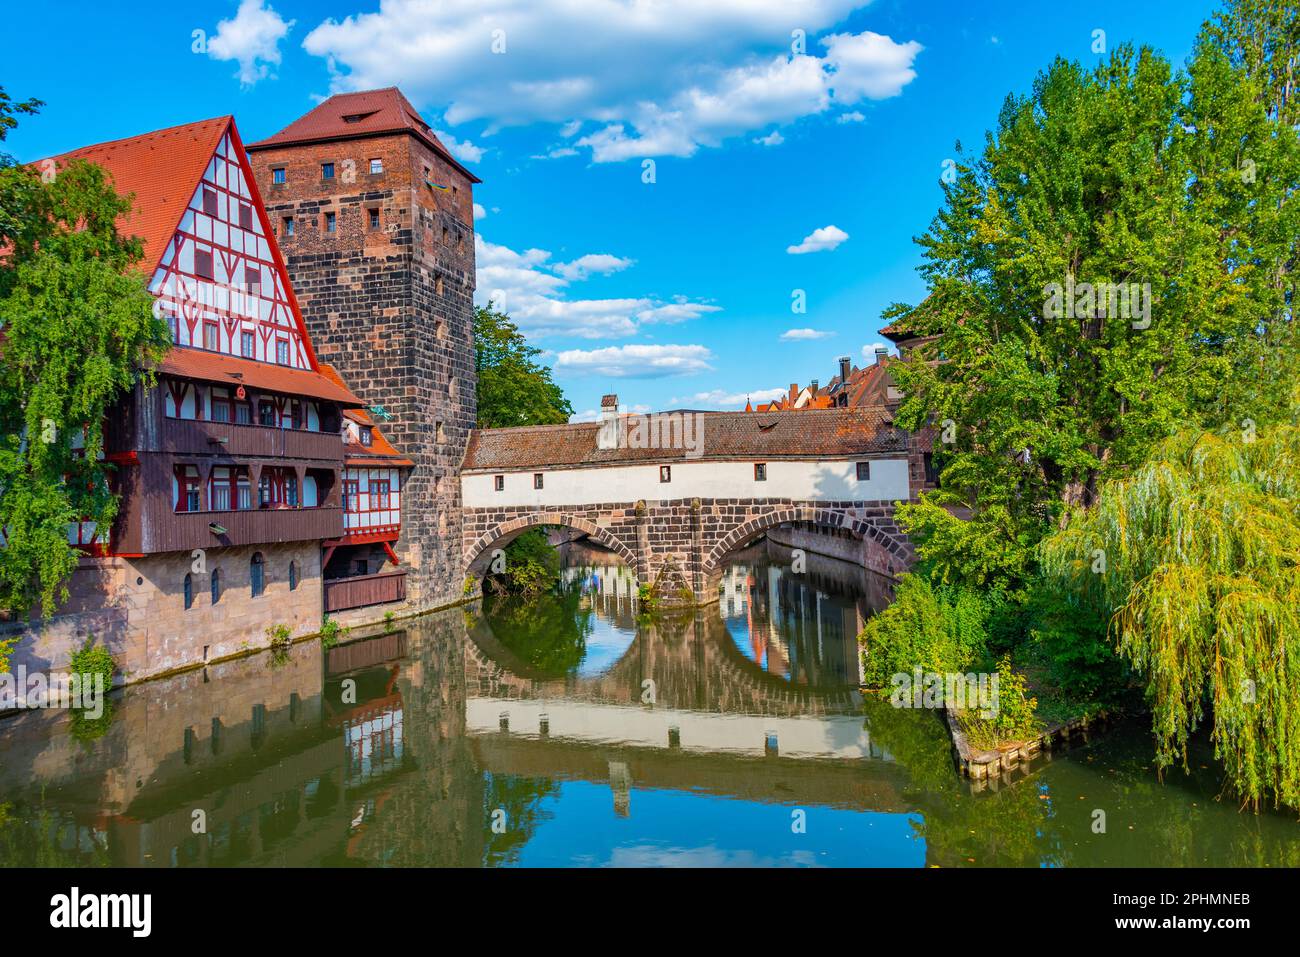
[1,540,1297,867]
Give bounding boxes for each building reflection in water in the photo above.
[4,535,1300,868]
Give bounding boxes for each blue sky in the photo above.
[3,0,1217,420]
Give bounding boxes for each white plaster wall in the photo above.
[462,457,910,508]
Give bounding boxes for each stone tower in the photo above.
[247,88,479,612]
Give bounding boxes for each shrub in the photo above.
[319,616,346,650]
[859,574,996,687]
[69,637,115,690]
[955,656,1040,749]
[0,636,17,675]
[266,624,292,650]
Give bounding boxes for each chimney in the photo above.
[810,379,819,394]
[789,383,799,404]
[600,394,619,413]
[597,394,620,449]
[875,347,889,365]
[838,355,851,382]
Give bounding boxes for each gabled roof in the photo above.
[159,349,364,407]
[319,363,413,466]
[463,407,907,472]
[246,87,481,183]
[41,116,231,269]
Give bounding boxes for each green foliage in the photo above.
[266,624,292,649]
[462,574,478,598]
[1021,577,1123,702]
[489,527,560,595]
[319,616,346,650]
[66,637,115,743]
[0,636,17,674]
[1041,418,1300,809]
[889,24,1299,588]
[0,92,171,617]
[383,610,396,631]
[956,656,1041,749]
[859,573,999,687]
[474,302,573,428]
[68,637,115,689]
[482,588,591,674]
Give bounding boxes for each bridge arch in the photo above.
[463,512,639,583]
[702,505,907,580]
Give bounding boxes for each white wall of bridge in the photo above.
[462,457,910,508]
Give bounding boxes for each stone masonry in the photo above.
[248,128,477,614]
[462,498,913,605]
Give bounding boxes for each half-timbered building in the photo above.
[5,115,412,682]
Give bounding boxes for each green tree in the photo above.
[0,91,171,616]
[1041,417,1300,810]
[474,302,573,428]
[890,19,1299,588]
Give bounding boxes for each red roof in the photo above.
[319,363,413,465]
[41,117,231,270]
[246,88,481,183]
[158,349,364,407]
[464,408,907,471]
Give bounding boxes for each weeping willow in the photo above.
[1041,419,1300,810]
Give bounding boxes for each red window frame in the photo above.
[203,320,219,351]
[373,480,391,510]
[342,479,360,513]
[175,466,201,513]
[276,338,290,366]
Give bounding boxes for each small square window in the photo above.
[494,475,504,492]
[194,249,214,280]
[359,426,372,446]
[202,188,218,216]
[856,461,871,481]
[272,168,286,185]
[754,463,767,481]
[369,158,383,174]
[368,208,380,230]
[238,203,253,231]
[533,473,544,489]
[659,465,672,483]
[321,162,335,180]
[325,211,336,233]
[276,339,290,365]
[282,216,295,236]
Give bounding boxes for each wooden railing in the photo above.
[160,417,343,462]
[324,570,407,613]
[144,505,344,552]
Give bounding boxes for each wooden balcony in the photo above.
[138,505,344,553]
[324,570,407,613]
[159,417,343,463]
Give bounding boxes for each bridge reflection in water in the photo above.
[5,541,1300,868]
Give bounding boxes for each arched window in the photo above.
[183,573,194,610]
[211,568,221,605]
[289,560,298,591]
[251,552,265,597]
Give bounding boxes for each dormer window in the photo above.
[359,426,372,446]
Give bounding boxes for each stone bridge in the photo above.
[459,406,927,604]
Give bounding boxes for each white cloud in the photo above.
[208,0,294,88]
[475,235,718,339]
[472,202,486,220]
[781,328,835,340]
[669,387,786,409]
[862,341,890,358]
[554,253,634,281]
[301,2,921,162]
[556,344,714,378]
[837,110,866,123]
[436,129,484,163]
[754,130,785,147]
[787,224,849,255]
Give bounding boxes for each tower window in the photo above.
[282,216,294,236]
[183,573,194,610]
[754,463,767,481]
[272,168,285,185]
[289,560,298,591]
[368,208,380,230]
[436,421,446,443]
[494,475,504,491]
[369,158,383,174]
[435,276,444,296]
[533,473,544,489]
[325,211,336,233]
[856,461,871,481]
[250,552,265,598]
[321,162,335,180]
[211,568,221,605]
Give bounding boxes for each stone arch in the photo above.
[702,505,909,578]
[463,512,638,583]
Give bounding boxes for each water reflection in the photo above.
[2,541,1299,868]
